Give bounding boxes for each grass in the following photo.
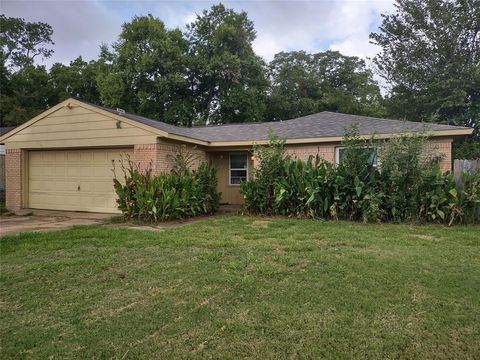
[1,215,479,359]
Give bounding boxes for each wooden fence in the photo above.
[453,159,480,190]
[454,159,480,221]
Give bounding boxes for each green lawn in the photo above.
[1,216,479,359]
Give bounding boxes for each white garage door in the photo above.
[28,148,133,213]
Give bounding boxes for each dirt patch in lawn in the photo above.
[411,234,437,241]
[251,219,271,227]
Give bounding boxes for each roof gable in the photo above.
[0,99,165,148]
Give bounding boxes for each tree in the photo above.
[0,15,54,69]
[96,15,193,126]
[0,65,54,126]
[186,4,268,124]
[370,0,480,136]
[266,50,384,121]
[49,57,101,103]
[0,16,55,126]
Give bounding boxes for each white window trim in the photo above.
[335,146,380,167]
[229,153,248,186]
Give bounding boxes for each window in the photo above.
[335,146,379,167]
[229,153,248,185]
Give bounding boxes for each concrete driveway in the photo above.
[0,210,113,237]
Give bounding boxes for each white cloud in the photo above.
[2,0,122,67]
[328,0,395,59]
[2,0,396,67]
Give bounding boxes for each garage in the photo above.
[28,148,132,213]
[0,99,164,213]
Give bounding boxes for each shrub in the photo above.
[274,156,336,218]
[331,127,380,221]
[378,134,443,221]
[241,134,288,215]
[453,140,480,160]
[241,128,479,225]
[113,150,220,222]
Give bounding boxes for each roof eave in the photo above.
[206,128,474,147]
[164,133,209,146]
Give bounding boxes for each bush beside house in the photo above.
[241,130,480,225]
[113,147,220,222]
[453,140,480,160]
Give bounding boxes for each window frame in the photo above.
[229,153,248,186]
[335,146,380,167]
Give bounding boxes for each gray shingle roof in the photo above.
[0,126,16,137]
[90,102,471,143]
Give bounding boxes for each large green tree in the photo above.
[370,0,480,135]
[96,15,193,126]
[49,56,102,103]
[186,4,268,124]
[0,14,54,69]
[0,16,55,126]
[266,50,384,121]
[1,64,55,126]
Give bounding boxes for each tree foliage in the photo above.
[453,140,480,160]
[1,1,478,138]
[370,0,480,136]
[186,4,268,124]
[0,65,53,126]
[0,16,55,126]
[49,57,102,104]
[0,15,54,69]
[97,15,193,126]
[266,50,385,121]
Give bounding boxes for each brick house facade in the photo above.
[0,99,472,212]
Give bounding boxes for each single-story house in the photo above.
[0,98,473,213]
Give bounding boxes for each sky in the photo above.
[2,0,396,68]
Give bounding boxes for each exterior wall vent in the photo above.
[116,108,125,115]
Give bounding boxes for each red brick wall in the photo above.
[134,141,207,175]
[284,138,453,172]
[285,144,336,163]
[154,142,175,173]
[427,138,452,173]
[5,149,22,211]
[155,141,207,174]
[133,144,157,174]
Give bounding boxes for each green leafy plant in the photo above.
[241,127,479,225]
[241,132,288,215]
[453,141,480,160]
[113,150,220,222]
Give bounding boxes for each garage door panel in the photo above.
[29,166,44,177]
[55,167,66,176]
[28,148,133,213]
[29,152,43,161]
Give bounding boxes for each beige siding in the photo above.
[209,151,253,205]
[5,105,158,149]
